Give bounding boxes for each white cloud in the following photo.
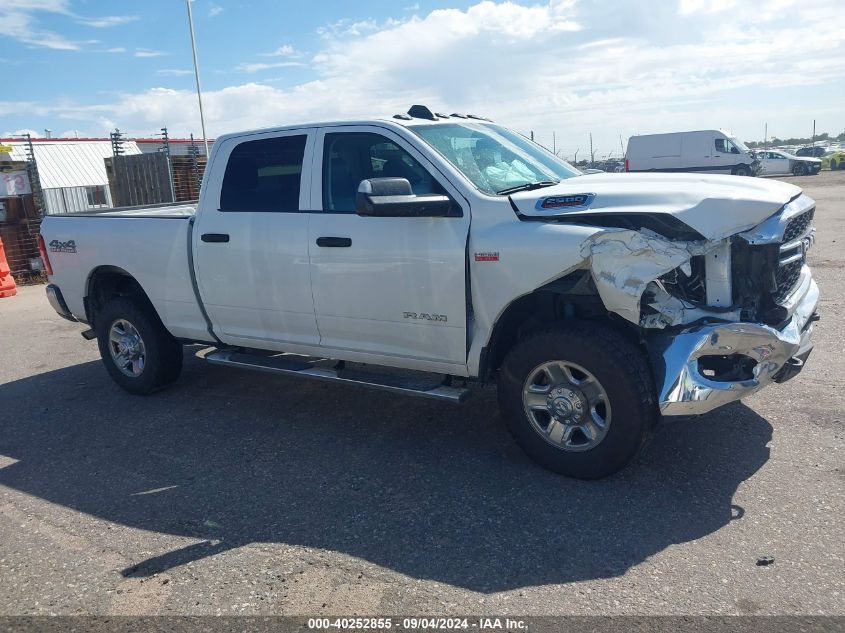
[678,0,736,15]
[0,1,137,49]
[76,15,137,28]
[134,49,167,58]
[157,69,195,76]
[8,0,845,154]
[235,61,303,73]
[0,0,80,49]
[261,44,300,57]
[209,4,223,18]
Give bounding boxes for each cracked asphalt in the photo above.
[0,171,842,616]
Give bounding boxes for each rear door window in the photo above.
[220,134,307,212]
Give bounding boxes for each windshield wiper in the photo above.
[496,181,559,196]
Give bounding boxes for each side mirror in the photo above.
[356,178,453,218]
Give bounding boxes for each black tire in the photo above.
[497,322,656,479]
[732,165,750,176]
[793,163,807,176]
[95,297,183,395]
[831,160,839,171]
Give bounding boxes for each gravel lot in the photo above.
[0,171,842,616]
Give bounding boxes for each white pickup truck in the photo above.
[40,105,819,479]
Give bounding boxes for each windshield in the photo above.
[408,122,581,195]
[729,136,750,152]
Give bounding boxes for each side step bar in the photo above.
[203,348,471,404]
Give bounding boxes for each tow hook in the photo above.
[773,351,811,384]
[81,329,97,340]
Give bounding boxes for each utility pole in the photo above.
[619,134,624,156]
[589,132,594,167]
[530,130,534,142]
[186,0,209,157]
[812,119,816,148]
[552,131,556,155]
[22,133,44,215]
[161,127,176,202]
[764,122,767,149]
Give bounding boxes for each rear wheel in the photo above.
[96,297,183,394]
[497,323,656,479]
[793,163,807,176]
[831,159,839,171]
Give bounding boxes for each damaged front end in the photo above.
[581,194,819,416]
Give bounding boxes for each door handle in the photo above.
[316,237,352,247]
[201,233,230,243]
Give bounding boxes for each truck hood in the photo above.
[509,172,803,241]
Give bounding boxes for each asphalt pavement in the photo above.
[0,171,842,616]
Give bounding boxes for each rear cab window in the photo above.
[220,135,307,212]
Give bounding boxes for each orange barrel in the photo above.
[0,236,9,275]
[0,236,17,298]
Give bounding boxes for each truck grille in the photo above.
[783,208,814,242]
[774,260,803,303]
[775,207,815,303]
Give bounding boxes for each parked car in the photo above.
[40,105,819,479]
[757,149,822,176]
[821,149,845,170]
[626,130,759,176]
[795,146,827,158]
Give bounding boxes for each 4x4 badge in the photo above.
[49,239,76,253]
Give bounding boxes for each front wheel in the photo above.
[96,297,183,395]
[733,165,751,176]
[497,323,656,479]
[793,163,807,176]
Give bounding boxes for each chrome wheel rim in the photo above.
[522,360,611,452]
[108,319,146,378]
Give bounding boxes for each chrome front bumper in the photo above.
[651,270,819,416]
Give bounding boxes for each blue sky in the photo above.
[2,0,843,160]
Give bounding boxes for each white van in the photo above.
[626,130,759,176]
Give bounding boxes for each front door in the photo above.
[769,152,790,174]
[713,135,741,173]
[307,126,470,372]
[193,129,321,348]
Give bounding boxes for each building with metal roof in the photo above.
[0,139,141,214]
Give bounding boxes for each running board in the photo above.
[202,348,471,404]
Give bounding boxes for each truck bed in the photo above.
[40,204,209,342]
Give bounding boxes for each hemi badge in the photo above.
[475,252,499,262]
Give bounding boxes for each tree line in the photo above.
[746,130,845,148]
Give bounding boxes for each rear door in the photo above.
[193,128,320,348]
[307,125,470,372]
